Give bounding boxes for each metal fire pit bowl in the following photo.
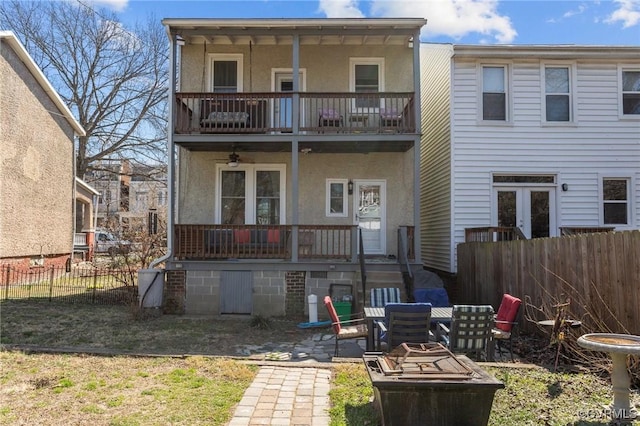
[363,343,504,426]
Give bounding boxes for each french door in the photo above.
[494,187,556,239]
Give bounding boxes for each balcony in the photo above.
[174,224,416,262]
[174,92,416,135]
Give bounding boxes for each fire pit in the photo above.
[363,343,504,426]
[577,333,640,423]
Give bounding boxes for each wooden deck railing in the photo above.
[559,226,615,236]
[174,224,357,260]
[174,92,415,134]
[465,227,527,242]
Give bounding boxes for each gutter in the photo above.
[149,31,178,269]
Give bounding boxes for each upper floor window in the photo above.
[544,66,572,122]
[350,58,384,109]
[621,69,640,115]
[209,54,243,93]
[482,66,507,121]
[602,178,629,225]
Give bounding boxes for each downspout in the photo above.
[150,29,177,269]
[412,29,422,264]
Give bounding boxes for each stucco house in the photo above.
[420,44,640,274]
[0,31,86,269]
[161,18,426,316]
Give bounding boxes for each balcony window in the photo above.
[326,179,348,217]
[218,165,285,225]
[209,54,243,93]
[350,58,384,110]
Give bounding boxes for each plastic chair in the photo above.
[370,287,402,307]
[492,294,522,361]
[323,296,368,356]
[318,108,343,130]
[376,303,433,351]
[437,305,495,361]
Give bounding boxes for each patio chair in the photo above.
[437,305,495,361]
[370,287,402,307]
[492,294,522,361]
[318,108,343,130]
[323,296,368,357]
[379,107,403,131]
[376,303,433,351]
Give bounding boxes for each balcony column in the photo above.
[291,34,300,261]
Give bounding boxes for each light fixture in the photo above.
[228,150,239,168]
[348,180,353,195]
[561,183,568,192]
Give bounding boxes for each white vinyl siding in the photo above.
[429,48,640,273]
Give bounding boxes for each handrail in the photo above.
[397,227,413,281]
[358,228,367,313]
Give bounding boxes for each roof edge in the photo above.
[1,31,86,136]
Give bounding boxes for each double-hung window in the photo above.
[326,179,348,217]
[218,165,285,225]
[621,68,640,115]
[544,65,572,122]
[209,54,243,93]
[602,178,629,225]
[482,65,508,121]
[350,58,384,110]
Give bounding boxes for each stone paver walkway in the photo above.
[228,365,332,426]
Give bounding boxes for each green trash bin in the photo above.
[333,301,352,321]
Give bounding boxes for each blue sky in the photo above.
[95,0,640,45]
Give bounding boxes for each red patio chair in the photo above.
[324,296,367,357]
[492,293,522,361]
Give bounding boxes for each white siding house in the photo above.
[421,44,640,274]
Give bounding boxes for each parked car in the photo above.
[95,231,131,255]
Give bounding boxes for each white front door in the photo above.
[354,180,386,254]
[493,187,556,238]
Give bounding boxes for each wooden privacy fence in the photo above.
[457,230,640,335]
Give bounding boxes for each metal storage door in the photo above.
[220,271,253,314]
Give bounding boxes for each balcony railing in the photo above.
[465,227,527,243]
[559,226,615,236]
[174,224,357,261]
[174,92,415,135]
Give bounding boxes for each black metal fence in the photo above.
[0,265,138,305]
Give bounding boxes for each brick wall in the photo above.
[164,270,185,314]
[285,271,306,318]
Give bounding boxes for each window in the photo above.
[209,54,243,93]
[603,178,629,225]
[217,165,286,225]
[621,69,640,115]
[482,66,507,121]
[544,66,572,122]
[326,179,348,217]
[350,58,384,109]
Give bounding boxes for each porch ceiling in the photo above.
[174,138,414,153]
[163,18,425,46]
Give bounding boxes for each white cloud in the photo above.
[87,0,129,12]
[369,0,517,43]
[318,0,366,18]
[605,0,640,28]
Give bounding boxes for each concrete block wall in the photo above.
[305,271,356,321]
[184,270,220,315]
[252,270,286,317]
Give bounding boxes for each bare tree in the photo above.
[0,0,168,178]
